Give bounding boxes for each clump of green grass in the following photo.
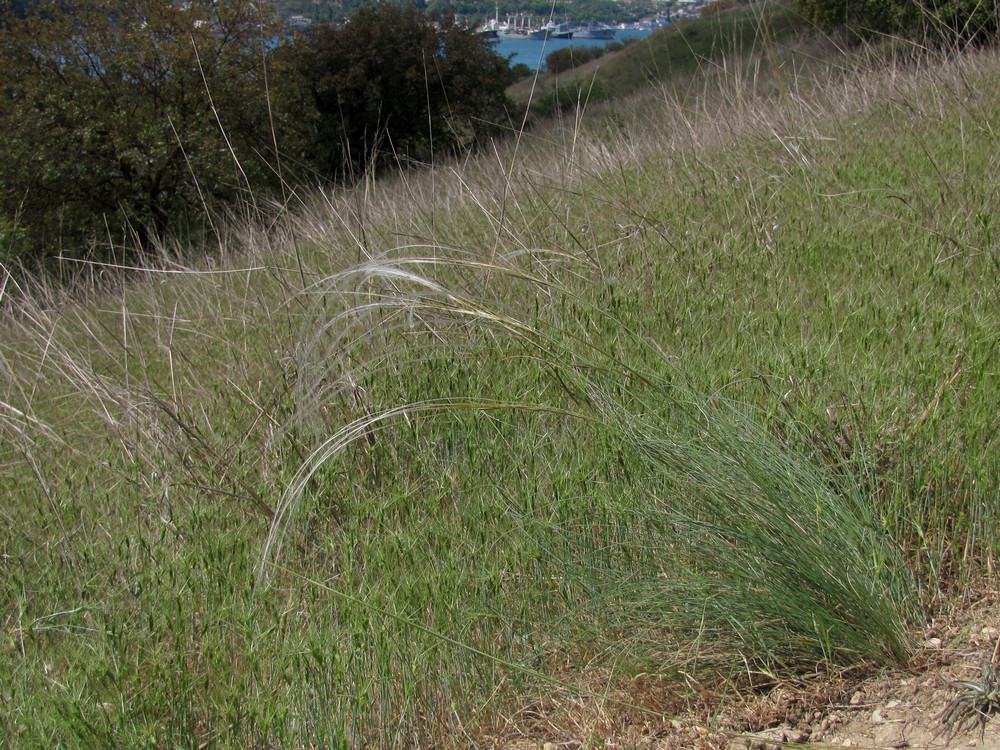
[558,387,916,670]
[271,251,917,678]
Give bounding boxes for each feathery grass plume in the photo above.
[269,248,916,673]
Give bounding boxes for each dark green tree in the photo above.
[0,0,311,265]
[296,3,518,181]
[1,0,32,20]
[795,0,996,42]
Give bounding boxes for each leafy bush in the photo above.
[796,0,997,42]
[295,3,519,181]
[547,47,589,74]
[509,61,534,80]
[0,0,520,269]
[0,0,310,264]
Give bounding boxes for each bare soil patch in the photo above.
[490,588,1000,750]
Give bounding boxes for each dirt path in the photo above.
[495,590,1000,750]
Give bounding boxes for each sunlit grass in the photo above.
[2,20,999,747]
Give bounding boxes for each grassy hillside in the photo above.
[3,11,999,747]
[509,2,812,115]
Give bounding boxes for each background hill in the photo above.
[508,2,808,114]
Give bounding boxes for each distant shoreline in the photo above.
[493,27,657,70]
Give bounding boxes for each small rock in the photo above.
[886,699,900,709]
[842,740,853,748]
[813,711,824,721]
[849,691,864,705]
[786,729,809,743]
[820,718,833,732]
[875,722,906,748]
[923,637,943,649]
[872,708,886,724]
[744,727,786,749]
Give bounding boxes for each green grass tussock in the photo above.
[3,15,1000,747]
[276,249,916,672]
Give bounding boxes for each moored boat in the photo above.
[527,21,573,40]
[497,26,528,38]
[571,23,617,39]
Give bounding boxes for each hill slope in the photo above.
[508,2,810,114]
[3,18,999,749]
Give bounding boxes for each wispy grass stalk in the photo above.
[276,251,917,674]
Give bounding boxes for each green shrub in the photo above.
[295,3,519,181]
[509,61,534,80]
[546,46,585,74]
[0,0,521,270]
[796,0,997,42]
[0,0,309,263]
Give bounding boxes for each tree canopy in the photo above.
[0,0,517,270]
[296,3,517,181]
[0,0,310,264]
[795,0,997,41]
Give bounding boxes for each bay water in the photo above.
[492,28,657,70]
